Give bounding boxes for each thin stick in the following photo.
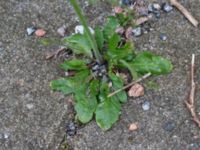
[108,73,151,98]
[185,54,200,128]
[46,47,67,60]
[170,0,199,27]
[135,17,149,26]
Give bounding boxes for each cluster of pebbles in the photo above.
[121,0,173,38]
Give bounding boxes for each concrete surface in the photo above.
[0,0,200,150]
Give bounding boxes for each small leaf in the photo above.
[89,79,100,96]
[98,82,110,102]
[119,59,138,79]
[106,39,135,61]
[39,38,60,46]
[131,51,173,75]
[109,73,127,103]
[116,9,135,26]
[108,33,121,51]
[59,59,88,71]
[118,42,135,60]
[116,13,129,26]
[50,78,74,95]
[103,16,119,40]
[95,98,121,130]
[74,80,99,123]
[62,34,93,58]
[75,97,97,123]
[95,26,104,51]
[50,70,90,94]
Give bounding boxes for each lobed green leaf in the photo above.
[109,73,127,103]
[103,16,119,40]
[50,70,90,95]
[95,98,121,131]
[131,51,173,75]
[74,80,99,123]
[59,59,88,71]
[95,26,104,51]
[62,33,93,58]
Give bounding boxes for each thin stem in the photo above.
[108,73,151,98]
[69,0,103,64]
[185,54,200,128]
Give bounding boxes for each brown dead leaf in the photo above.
[125,27,133,39]
[128,83,144,97]
[135,17,149,25]
[125,27,133,40]
[115,27,125,35]
[129,123,138,131]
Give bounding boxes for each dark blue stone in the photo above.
[163,121,175,132]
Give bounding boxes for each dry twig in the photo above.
[185,54,200,128]
[108,72,151,98]
[170,0,199,27]
[135,17,149,26]
[46,47,67,60]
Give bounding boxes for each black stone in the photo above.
[66,122,76,136]
[122,0,135,6]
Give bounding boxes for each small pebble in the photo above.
[160,33,167,41]
[137,7,149,16]
[128,83,144,97]
[26,26,36,36]
[154,11,161,19]
[108,81,112,88]
[26,103,34,109]
[121,0,135,6]
[188,143,199,150]
[57,25,67,37]
[132,27,142,37]
[65,72,69,76]
[0,133,4,139]
[162,121,175,132]
[35,29,46,37]
[98,72,103,77]
[66,122,76,136]
[129,123,138,131]
[75,25,94,35]
[152,3,161,10]
[162,3,173,13]
[3,132,10,139]
[92,64,99,71]
[114,6,123,14]
[148,4,154,12]
[142,100,150,111]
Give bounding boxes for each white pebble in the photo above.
[142,101,150,111]
[26,103,34,109]
[3,132,10,139]
[75,25,94,35]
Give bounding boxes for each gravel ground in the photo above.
[0,0,200,150]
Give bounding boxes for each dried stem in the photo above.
[170,0,199,27]
[45,47,67,60]
[108,72,151,98]
[185,54,200,128]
